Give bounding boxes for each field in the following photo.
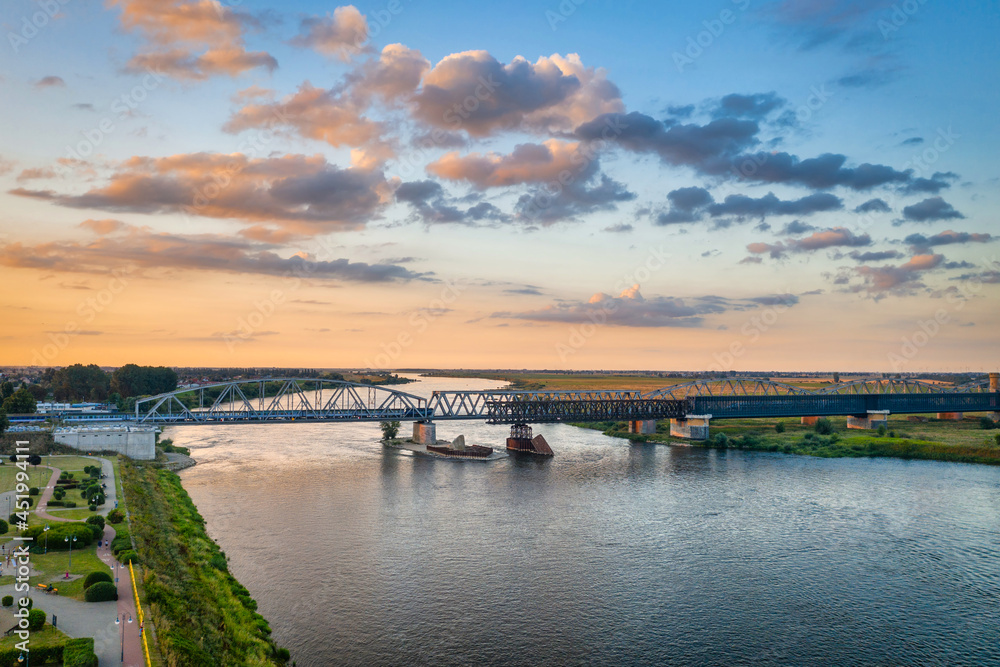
[581,414,1000,465]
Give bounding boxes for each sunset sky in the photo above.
[1,0,998,372]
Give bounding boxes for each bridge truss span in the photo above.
[134,378,433,424]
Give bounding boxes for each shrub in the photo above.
[21,522,94,549]
[83,571,113,589]
[111,532,132,555]
[1,596,11,607]
[84,581,118,602]
[64,501,77,508]
[209,553,228,571]
[877,424,887,437]
[775,421,786,433]
[88,504,97,512]
[47,500,65,507]
[995,433,1000,447]
[118,550,139,565]
[107,509,124,524]
[979,416,996,430]
[814,418,834,435]
[28,487,38,496]
[87,523,102,540]
[27,608,45,631]
[0,519,7,535]
[379,420,400,440]
[276,647,291,662]
[889,431,896,438]
[713,433,729,448]
[86,515,106,530]
[63,638,98,667]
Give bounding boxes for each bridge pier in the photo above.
[412,421,437,445]
[800,416,819,426]
[936,412,964,421]
[670,415,711,440]
[847,410,890,430]
[628,420,657,435]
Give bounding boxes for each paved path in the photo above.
[33,456,118,523]
[98,527,145,666]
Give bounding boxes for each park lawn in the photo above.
[0,544,110,601]
[0,623,69,651]
[40,508,101,521]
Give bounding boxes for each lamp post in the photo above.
[43,525,49,554]
[64,535,77,579]
[115,613,133,663]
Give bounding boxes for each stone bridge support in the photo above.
[801,416,819,426]
[412,421,437,444]
[847,410,890,430]
[628,420,657,435]
[936,412,964,421]
[990,372,1000,422]
[670,415,711,440]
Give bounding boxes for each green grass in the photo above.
[122,461,285,666]
[0,542,110,600]
[578,414,1000,465]
[0,624,69,650]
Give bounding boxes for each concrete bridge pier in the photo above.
[412,421,437,444]
[936,412,964,421]
[847,410,890,430]
[801,416,819,426]
[990,372,1000,422]
[670,415,711,440]
[628,420,657,435]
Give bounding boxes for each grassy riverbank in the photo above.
[579,415,1000,465]
[121,460,289,665]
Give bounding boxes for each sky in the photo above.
[0,0,998,372]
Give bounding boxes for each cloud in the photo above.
[905,229,992,252]
[10,152,394,235]
[747,226,871,259]
[711,92,785,119]
[291,6,371,61]
[109,0,277,80]
[515,173,634,224]
[603,223,633,233]
[413,51,623,136]
[78,219,128,235]
[0,230,426,282]
[224,83,392,166]
[394,180,510,226]
[708,192,843,218]
[900,137,923,146]
[780,220,816,235]
[854,253,944,294]
[651,189,840,225]
[16,167,57,181]
[849,249,903,262]
[35,76,66,88]
[494,285,799,328]
[902,171,958,194]
[348,44,430,105]
[899,197,965,223]
[72,103,95,111]
[428,140,589,188]
[854,197,890,213]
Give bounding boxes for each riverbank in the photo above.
[121,460,290,665]
[576,415,1000,465]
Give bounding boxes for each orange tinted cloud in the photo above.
[291,5,372,61]
[110,0,277,79]
[78,219,128,235]
[11,152,395,234]
[427,140,586,188]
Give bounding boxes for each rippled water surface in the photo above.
[167,376,1000,666]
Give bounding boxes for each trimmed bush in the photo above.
[84,581,118,602]
[63,637,99,667]
[0,519,7,535]
[47,500,65,507]
[86,515,106,530]
[87,523,102,540]
[1,596,11,607]
[83,571,113,589]
[27,608,45,631]
[21,522,94,549]
[107,509,124,524]
[28,487,38,496]
[118,549,139,565]
[88,504,98,512]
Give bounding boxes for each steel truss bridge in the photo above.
[97,376,1000,426]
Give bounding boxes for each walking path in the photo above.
[3,457,143,665]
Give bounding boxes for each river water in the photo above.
[166,375,1000,666]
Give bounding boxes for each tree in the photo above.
[0,381,13,401]
[0,408,8,437]
[833,372,840,383]
[110,364,178,398]
[52,364,110,401]
[814,418,834,435]
[26,384,47,400]
[2,388,37,414]
[775,421,786,433]
[380,421,400,440]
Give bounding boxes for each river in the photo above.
[165,375,1000,666]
